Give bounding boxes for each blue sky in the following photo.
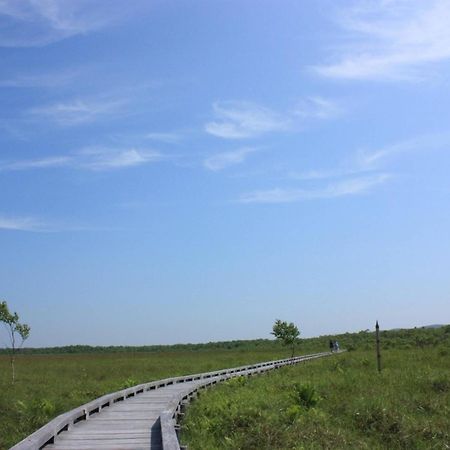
[1,0,449,347]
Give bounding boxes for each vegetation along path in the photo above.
[11,352,337,450]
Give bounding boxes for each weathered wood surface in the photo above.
[11,352,336,450]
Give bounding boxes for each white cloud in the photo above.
[0,0,147,47]
[357,132,450,169]
[78,148,161,171]
[203,147,258,171]
[287,167,363,181]
[314,0,450,81]
[0,69,80,88]
[205,98,341,140]
[286,132,450,183]
[0,214,104,232]
[239,174,390,204]
[205,101,289,139]
[0,215,49,232]
[293,97,342,119]
[0,156,71,171]
[238,130,449,204]
[145,132,182,143]
[28,98,126,126]
[0,148,162,172]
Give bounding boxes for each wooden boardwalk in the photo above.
[12,352,335,450]
[44,380,201,450]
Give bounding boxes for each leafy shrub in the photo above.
[291,383,320,409]
[353,404,405,443]
[16,398,56,428]
[361,358,370,367]
[430,376,449,393]
[226,375,247,387]
[285,404,302,422]
[122,378,137,388]
[332,360,346,374]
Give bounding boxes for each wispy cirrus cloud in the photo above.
[0,148,162,172]
[286,131,450,184]
[293,96,342,120]
[239,130,450,204]
[0,68,80,88]
[78,147,161,171]
[145,132,182,144]
[205,101,289,139]
[0,0,149,47]
[1,156,71,171]
[287,167,364,181]
[203,147,258,171]
[0,215,50,232]
[239,174,390,204]
[314,0,450,81]
[205,98,341,140]
[357,132,450,169]
[28,97,126,126]
[0,214,109,232]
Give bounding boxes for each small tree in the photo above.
[0,301,30,383]
[271,319,300,357]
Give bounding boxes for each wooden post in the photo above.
[375,320,381,372]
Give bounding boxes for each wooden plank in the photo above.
[57,433,153,440]
[47,445,158,450]
[160,411,179,450]
[54,438,151,443]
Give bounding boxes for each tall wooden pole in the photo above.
[375,320,381,372]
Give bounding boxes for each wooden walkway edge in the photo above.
[11,351,338,450]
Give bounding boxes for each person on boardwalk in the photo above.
[334,341,340,352]
[329,339,334,353]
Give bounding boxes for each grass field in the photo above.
[0,348,289,449]
[181,347,450,449]
[1,326,448,449]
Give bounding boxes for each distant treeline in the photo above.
[334,325,450,352]
[3,339,282,355]
[1,325,448,355]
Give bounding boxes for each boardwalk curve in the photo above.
[11,352,336,450]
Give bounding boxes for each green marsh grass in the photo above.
[1,326,448,449]
[181,347,450,449]
[0,349,287,449]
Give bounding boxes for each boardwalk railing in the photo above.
[11,351,337,450]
